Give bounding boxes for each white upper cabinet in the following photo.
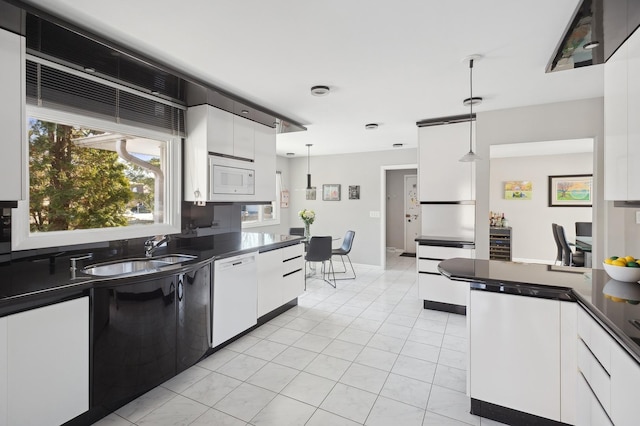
[418,121,475,201]
[604,27,640,200]
[185,104,275,203]
[0,28,24,201]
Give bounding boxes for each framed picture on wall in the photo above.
[503,181,532,200]
[548,174,592,207]
[348,185,360,200]
[322,184,341,201]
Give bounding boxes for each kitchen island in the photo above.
[439,258,640,426]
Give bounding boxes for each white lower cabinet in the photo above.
[4,297,89,426]
[469,291,563,421]
[417,244,474,307]
[0,317,7,426]
[257,244,304,318]
[610,331,640,426]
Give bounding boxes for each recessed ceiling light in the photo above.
[462,97,483,106]
[241,109,249,114]
[310,85,330,96]
[84,67,96,73]
[393,143,403,148]
[584,41,600,49]
[286,152,295,156]
[365,123,379,130]
[151,90,160,95]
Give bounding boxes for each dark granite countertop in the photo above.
[438,257,640,363]
[0,232,303,316]
[415,235,475,248]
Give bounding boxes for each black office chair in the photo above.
[332,230,356,279]
[552,223,563,265]
[555,224,584,267]
[304,236,336,288]
[575,222,592,237]
[289,227,305,236]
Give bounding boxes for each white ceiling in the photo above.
[23,0,604,158]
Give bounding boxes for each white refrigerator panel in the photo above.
[420,204,475,242]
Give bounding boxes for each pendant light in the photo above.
[459,55,482,162]
[305,144,313,189]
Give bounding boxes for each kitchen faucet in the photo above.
[145,235,170,257]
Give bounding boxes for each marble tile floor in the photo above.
[94,253,506,426]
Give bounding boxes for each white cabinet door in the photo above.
[257,249,283,317]
[469,291,561,421]
[0,317,6,426]
[184,104,209,202]
[0,29,24,201]
[626,28,640,200]
[253,122,276,202]
[604,40,628,200]
[610,342,640,426]
[207,105,234,157]
[418,122,475,201]
[282,244,304,303]
[560,301,577,425]
[7,297,89,426]
[233,115,255,160]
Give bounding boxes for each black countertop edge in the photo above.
[0,232,304,317]
[416,236,475,249]
[438,257,640,364]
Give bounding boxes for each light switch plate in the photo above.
[369,211,380,218]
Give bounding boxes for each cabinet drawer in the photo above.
[418,272,468,306]
[281,243,304,261]
[283,256,304,276]
[282,269,304,302]
[418,245,474,260]
[418,258,440,274]
[577,307,611,372]
[577,372,613,426]
[577,338,611,414]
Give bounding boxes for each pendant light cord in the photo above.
[469,59,474,153]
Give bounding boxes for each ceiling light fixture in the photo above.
[583,41,600,49]
[305,144,313,190]
[84,67,96,73]
[310,85,330,96]
[459,55,482,163]
[241,109,249,114]
[286,152,295,156]
[365,123,379,130]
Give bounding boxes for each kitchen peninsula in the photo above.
[439,258,640,426]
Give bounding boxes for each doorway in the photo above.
[404,174,419,254]
[381,165,419,268]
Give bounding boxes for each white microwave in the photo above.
[210,162,255,195]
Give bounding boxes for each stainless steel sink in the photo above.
[82,254,197,277]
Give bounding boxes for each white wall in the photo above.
[285,148,418,267]
[490,153,593,263]
[386,169,417,251]
[475,97,617,267]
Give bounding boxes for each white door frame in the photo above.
[404,174,419,253]
[380,163,418,270]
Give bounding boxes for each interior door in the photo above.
[404,175,420,253]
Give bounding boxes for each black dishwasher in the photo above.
[91,263,211,415]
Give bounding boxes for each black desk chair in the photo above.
[304,236,336,289]
[552,223,563,265]
[576,222,592,237]
[289,227,305,236]
[555,224,584,267]
[332,230,356,279]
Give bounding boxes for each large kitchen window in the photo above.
[12,108,182,251]
[241,173,281,228]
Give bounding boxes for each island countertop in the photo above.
[438,257,640,363]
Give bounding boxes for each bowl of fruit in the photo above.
[603,256,640,282]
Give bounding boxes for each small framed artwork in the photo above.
[504,181,532,200]
[306,186,316,201]
[322,184,341,201]
[280,190,289,208]
[349,185,360,200]
[548,174,592,207]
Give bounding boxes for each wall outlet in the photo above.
[636,211,640,224]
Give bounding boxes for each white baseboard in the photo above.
[511,257,555,265]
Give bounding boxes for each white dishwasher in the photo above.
[211,251,258,347]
